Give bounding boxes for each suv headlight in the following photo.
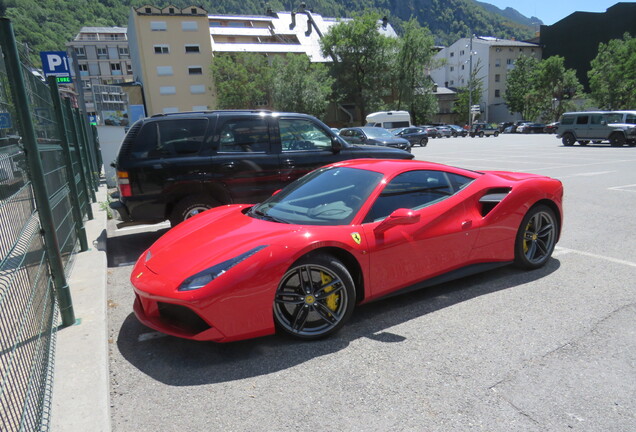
[178,245,268,291]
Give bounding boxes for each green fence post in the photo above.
[65,100,94,220]
[49,77,89,252]
[0,18,75,326]
[76,109,97,201]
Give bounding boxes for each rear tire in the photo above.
[514,205,558,270]
[494,131,500,137]
[609,133,626,147]
[169,195,220,227]
[420,137,428,147]
[479,131,484,138]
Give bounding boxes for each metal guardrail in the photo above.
[0,18,100,431]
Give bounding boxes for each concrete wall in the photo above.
[97,126,126,187]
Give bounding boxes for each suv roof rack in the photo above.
[151,109,274,118]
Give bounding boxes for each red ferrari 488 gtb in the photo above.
[131,159,563,342]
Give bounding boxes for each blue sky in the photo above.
[482,0,625,25]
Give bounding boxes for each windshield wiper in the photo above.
[250,208,289,224]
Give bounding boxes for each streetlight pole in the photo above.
[468,34,474,127]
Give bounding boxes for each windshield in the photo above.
[363,128,394,139]
[250,167,383,225]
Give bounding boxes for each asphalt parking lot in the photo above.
[106,133,636,431]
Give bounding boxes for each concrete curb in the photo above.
[51,184,111,432]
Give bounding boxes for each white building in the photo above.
[430,36,541,123]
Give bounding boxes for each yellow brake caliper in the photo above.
[321,272,339,312]
[523,221,532,253]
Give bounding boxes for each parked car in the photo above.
[513,121,532,133]
[110,111,414,228]
[520,123,546,134]
[544,122,559,134]
[419,125,439,138]
[498,121,514,132]
[131,158,563,342]
[434,125,453,138]
[339,127,412,152]
[447,124,468,137]
[557,111,636,146]
[469,123,500,137]
[392,126,429,147]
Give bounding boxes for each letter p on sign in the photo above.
[40,51,71,79]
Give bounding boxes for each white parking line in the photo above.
[554,246,636,268]
[608,184,636,193]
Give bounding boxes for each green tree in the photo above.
[320,12,397,123]
[392,18,438,125]
[534,56,583,122]
[589,33,636,110]
[504,54,541,120]
[210,53,272,109]
[270,54,334,118]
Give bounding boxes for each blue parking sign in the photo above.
[40,51,72,83]
[0,113,12,129]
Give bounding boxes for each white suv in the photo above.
[557,111,636,146]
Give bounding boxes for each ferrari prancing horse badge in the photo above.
[351,232,361,245]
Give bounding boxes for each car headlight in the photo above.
[178,245,268,291]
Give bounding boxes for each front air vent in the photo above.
[478,188,511,217]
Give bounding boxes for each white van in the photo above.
[365,111,411,129]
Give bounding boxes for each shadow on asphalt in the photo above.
[106,227,170,267]
[115,258,560,386]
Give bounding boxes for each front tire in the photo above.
[609,133,626,147]
[562,133,575,146]
[274,254,356,340]
[514,205,558,269]
[420,137,428,147]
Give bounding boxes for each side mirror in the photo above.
[331,136,343,153]
[375,208,420,233]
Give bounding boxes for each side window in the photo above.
[561,116,574,125]
[129,123,158,159]
[154,119,208,158]
[626,114,636,124]
[590,115,603,125]
[364,170,454,223]
[217,118,270,153]
[280,118,332,152]
[576,116,589,125]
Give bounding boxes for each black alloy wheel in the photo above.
[514,205,558,269]
[274,254,356,340]
[562,133,575,146]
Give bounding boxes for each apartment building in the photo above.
[65,27,133,122]
[127,5,214,115]
[430,36,541,123]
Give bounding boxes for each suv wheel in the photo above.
[609,133,626,147]
[170,195,220,226]
[562,133,575,146]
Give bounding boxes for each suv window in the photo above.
[561,116,574,125]
[590,114,603,125]
[364,170,455,223]
[218,118,270,153]
[280,118,331,151]
[576,116,589,125]
[129,119,207,159]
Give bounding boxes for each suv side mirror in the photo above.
[375,208,420,233]
[331,136,343,153]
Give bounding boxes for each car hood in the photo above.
[142,205,299,279]
[346,144,414,158]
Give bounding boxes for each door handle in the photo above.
[222,162,236,170]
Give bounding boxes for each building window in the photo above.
[154,45,169,54]
[78,64,88,71]
[157,66,173,76]
[460,50,465,55]
[185,45,200,53]
[182,21,198,31]
[450,66,454,72]
[495,58,501,67]
[145,7,151,13]
[190,84,205,94]
[126,63,132,73]
[75,47,85,56]
[151,21,167,31]
[495,89,500,97]
[450,80,454,85]
[111,63,121,71]
[210,21,222,27]
[160,86,176,95]
[119,47,129,56]
[461,64,465,70]
[496,47,501,52]
[519,48,524,52]
[495,74,500,82]
[163,107,179,114]
[450,52,454,57]
[168,8,175,14]
[192,105,207,111]
[188,66,203,75]
[507,58,513,65]
[97,47,108,56]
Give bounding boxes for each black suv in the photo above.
[110,110,414,227]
